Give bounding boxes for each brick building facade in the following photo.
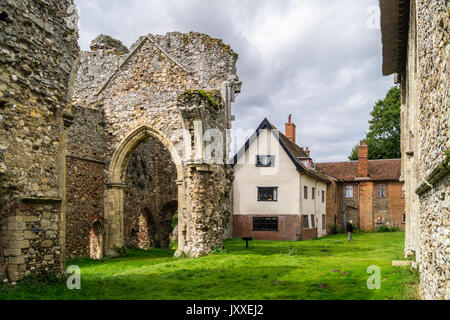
[317,143,405,231]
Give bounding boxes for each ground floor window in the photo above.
[302,215,310,228]
[322,215,326,230]
[402,213,406,224]
[310,215,316,228]
[253,217,278,231]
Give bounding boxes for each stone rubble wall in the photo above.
[404,0,449,300]
[416,0,449,179]
[0,0,79,281]
[72,32,239,258]
[124,136,178,249]
[66,106,106,258]
[418,174,449,300]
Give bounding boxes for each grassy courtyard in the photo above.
[0,232,418,300]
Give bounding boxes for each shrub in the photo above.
[329,224,340,235]
[378,225,400,233]
[377,225,391,232]
[389,225,400,232]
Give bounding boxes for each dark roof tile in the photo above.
[316,159,401,181]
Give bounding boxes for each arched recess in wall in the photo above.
[90,221,104,260]
[109,125,183,184]
[158,200,178,249]
[105,125,184,252]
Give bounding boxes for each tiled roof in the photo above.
[270,124,330,183]
[277,130,309,158]
[316,159,401,182]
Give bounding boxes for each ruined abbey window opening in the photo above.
[124,136,178,250]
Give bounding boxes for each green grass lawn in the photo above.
[0,232,419,300]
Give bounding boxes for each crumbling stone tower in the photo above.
[0,0,79,281]
[68,32,241,258]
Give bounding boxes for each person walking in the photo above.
[346,220,354,241]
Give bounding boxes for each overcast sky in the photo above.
[74,0,393,162]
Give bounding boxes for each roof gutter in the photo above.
[379,0,410,75]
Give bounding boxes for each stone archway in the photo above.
[105,125,185,256]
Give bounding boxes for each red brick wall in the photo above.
[233,215,301,241]
[301,228,318,241]
[389,181,406,230]
[359,182,374,231]
[357,144,369,177]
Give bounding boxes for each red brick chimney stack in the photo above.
[357,141,369,177]
[305,147,310,157]
[285,115,296,144]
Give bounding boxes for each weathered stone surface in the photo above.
[90,34,129,55]
[392,260,413,267]
[41,240,54,248]
[0,0,79,282]
[398,0,449,300]
[124,137,178,250]
[68,32,240,259]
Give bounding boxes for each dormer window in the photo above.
[256,155,275,167]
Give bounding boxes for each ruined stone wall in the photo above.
[124,136,177,249]
[418,174,449,300]
[0,0,79,281]
[414,0,449,300]
[73,32,239,257]
[416,1,449,178]
[66,106,106,258]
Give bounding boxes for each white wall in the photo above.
[233,129,300,216]
[299,174,328,237]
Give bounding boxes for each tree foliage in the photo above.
[349,86,401,160]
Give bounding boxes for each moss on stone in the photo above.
[181,90,220,109]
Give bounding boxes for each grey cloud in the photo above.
[75,0,394,162]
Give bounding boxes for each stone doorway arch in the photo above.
[90,221,104,260]
[105,125,185,256]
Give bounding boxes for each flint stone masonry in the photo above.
[66,105,106,258]
[124,136,178,249]
[70,32,240,258]
[0,0,79,281]
[413,0,449,300]
[387,0,449,300]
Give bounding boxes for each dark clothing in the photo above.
[346,223,353,233]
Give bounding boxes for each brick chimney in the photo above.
[357,141,369,177]
[304,147,310,157]
[285,115,296,144]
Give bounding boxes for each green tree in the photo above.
[349,86,401,160]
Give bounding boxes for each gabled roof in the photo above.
[232,118,331,183]
[316,159,401,182]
